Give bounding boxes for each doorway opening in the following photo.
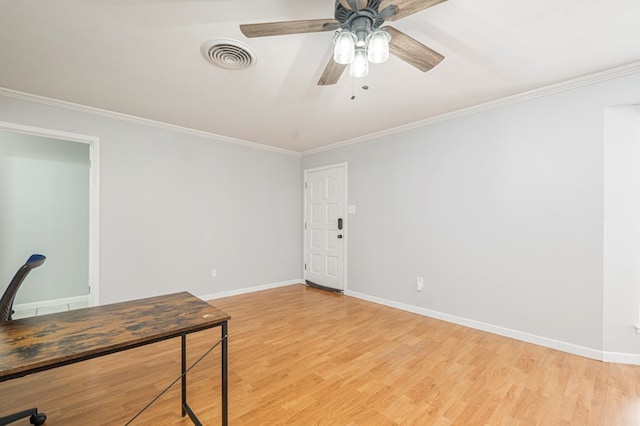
[0,121,100,310]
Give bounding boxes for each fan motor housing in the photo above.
[335,0,385,29]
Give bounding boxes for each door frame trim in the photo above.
[303,162,348,292]
[0,121,101,307]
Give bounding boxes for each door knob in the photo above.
[337,234,343,239]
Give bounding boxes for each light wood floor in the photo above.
[2,284,640,425]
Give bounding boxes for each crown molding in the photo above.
[302,61,640,156]
[2,60,640,158]
[0,87,301,157]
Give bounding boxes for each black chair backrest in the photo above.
[0,254,46,322]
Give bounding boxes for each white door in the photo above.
[304,164,346,291]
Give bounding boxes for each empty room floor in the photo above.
[11,300,89,319]
[1,284,639,425]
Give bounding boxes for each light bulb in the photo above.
[333,31,356,65]
[349,48,369,78]
[367,30,390,64]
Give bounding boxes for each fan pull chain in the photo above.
[350,77,370,100]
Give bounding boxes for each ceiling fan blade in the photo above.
[318,57,347,86]
[384,26,444,72]
[378,5,399,20]
[240,19,340,38]
[379,0,447,21]
[339,0,367,11]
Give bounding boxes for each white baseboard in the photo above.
[602,351,640,365]
[200,279,302,301]
[345,289,611,363]
[13,294,90,312]
[197,282,640,366]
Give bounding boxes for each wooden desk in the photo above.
[0,292,230,425]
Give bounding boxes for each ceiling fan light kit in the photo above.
[239,0,447,86]
[333,26,390,77]
[367,30,391,63]
[333,31,357,64]
[331,12,391,78]
[350,48,369,78]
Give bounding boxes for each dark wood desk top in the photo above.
[0,292,230,381]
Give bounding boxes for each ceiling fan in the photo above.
[239,0,447,86]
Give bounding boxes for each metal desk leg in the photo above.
[181,333,187,418]
[222,321,228,426]
[180,326,227,426]
[181,333,201,425]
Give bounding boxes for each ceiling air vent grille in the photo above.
[201,39,256,70]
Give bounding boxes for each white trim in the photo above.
[345,289,606,362]
[13,294,89,312]
[344,164,348,293]
[302,61,640,156]
[3,63,640,158]
[0,121,101,306]
[602,351,640,365]
[88,133,101,306]
[200,282,640,365]
[200,279,301,301]
[303,163,348,292]
[0,121,97,145]
[0,87,301,158]
[303,163,349,173]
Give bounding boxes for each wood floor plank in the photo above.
[2,284,640,424]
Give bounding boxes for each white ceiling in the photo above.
[1,0,639,153]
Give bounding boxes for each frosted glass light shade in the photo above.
[349,48,369,78]
[333,31,356,65]
[367,30,390,64]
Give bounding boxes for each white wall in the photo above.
[303,71,640,357]
[3,69,640,361]
[0,131,89,303]
[0,95,302,304]
[603,105,640,360]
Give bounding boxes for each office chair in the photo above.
[0,254,47,426]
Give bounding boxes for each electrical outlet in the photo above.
[211,269,217,278]
[417,276,424,291]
